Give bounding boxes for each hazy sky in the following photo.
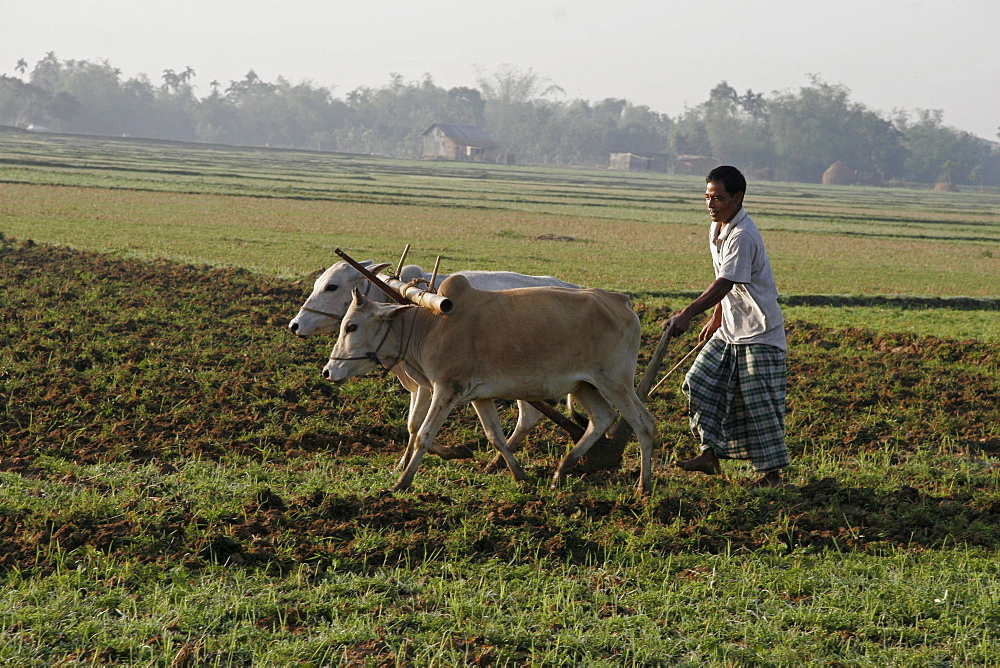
[2,0,997,140]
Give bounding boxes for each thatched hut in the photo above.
[822,161,856,185]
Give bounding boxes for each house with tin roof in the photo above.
[421,123,499,162]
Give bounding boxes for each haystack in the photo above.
[933,182,959,192]
[822,161,856,185]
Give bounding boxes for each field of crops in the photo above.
[1,130,999,664]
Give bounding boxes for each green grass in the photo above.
[3,537,998,665]
[782,303,1000,343]
[3,130,997,243]
[0,131,999,664]
[3,130,997,307]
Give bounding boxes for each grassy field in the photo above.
[1,131,999,664]
[3,128,999,341]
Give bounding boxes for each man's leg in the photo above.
[676,339,730,476]
[738,345,789,486]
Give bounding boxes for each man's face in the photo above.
[705,181,744,224]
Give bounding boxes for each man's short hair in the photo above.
[707,165,746,196]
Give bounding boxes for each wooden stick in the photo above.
[648,340,706,396]
[429,256,441,292]
[603,328,675,439]
[334,248,408,305]
[635,329,673,400]
[529,401,586,442]
[394,244,410,279]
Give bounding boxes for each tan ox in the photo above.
[323,275,656,496]
[290,259,581,470]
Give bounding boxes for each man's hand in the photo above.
[661,279,733,340]
[698,304,723,343]
[662,312,693,338]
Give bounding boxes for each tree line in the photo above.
[2,53,998,186]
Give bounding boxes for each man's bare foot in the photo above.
[674,449,721,475]
[749,470,783,488]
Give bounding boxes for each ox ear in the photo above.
[375,303,413,321]
[358,261,391,277]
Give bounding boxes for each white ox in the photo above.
[289,260,579,337]
[323,275,656,496]
[289,260,580,467]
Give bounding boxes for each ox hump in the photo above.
[437,274,477,300]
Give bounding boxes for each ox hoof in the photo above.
[430,443,474,460]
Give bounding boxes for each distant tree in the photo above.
[699,80,774,171]
[709,81,738,105]
[895,109,991,185]
[5,53,995,182]
[0,75,49,126]
[477,64,564,161]
[49,91,81,124]
[445,86,486,126]
[767,78,903,182]
[738,89,766,118]
[161,69,179,93]
[670,108,712,157]
[29,52,64,91]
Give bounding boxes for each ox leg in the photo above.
[397,384,473,472]
[472,400,528,481]
[551,386,618,489]
[484,395,591,473]
[392,391,457,492]
[484,400,543,473]
[397,387,429,472]
[393,368,425,472]
[610,388,657,497]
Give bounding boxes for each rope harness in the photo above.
[328,307,413,375]
[296,279,375,322]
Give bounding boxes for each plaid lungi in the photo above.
[682,337,789,472]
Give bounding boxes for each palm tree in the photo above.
[162,69,179,93]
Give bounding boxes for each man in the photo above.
[664,165,789,487]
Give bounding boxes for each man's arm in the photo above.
[696,302,722,343]
[663,277,735,338]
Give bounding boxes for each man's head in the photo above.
[705,165,746,224]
